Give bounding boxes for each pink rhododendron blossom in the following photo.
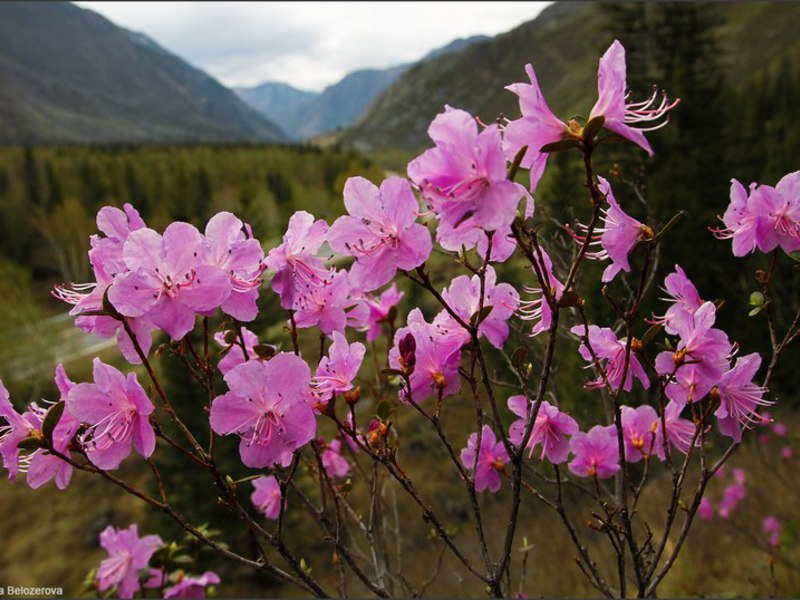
[781,445,792,459]
[749,171,800,254]
[164,572,221,599]
[651,265,704,335]
[328,176,432,291]
[655,302,731,405]
[0,380,39,481]
[96,524,163,599]
[698,496,714,521]
[571,324,649,392]
[762,516,781,548]
[503,63,567,192]
[653,401,696,459]
[714,353,770,442]
[321,438,351,479]
[569,177,652,282]
[348,284,404,342]
[407,106,530,241]
[108,222,231,340]
[518,248,563,337]
[251,475,284,520]
[214,327,262,375]
[265,211,329,309]
[210,354,316,468]
[507,397,578,464]
[25,365,79,490]
[388,309,463,403]
[68,358,155,470]
[711,179,759,257]
[313,331,365,402]
[621,405,659,463]
[717,471,747,519]
[292,268,352,335]
[437,266,520,349]
[588,40,678,156]
[773,421,787,437]
[460,425,509,493]
[569,425,620,479]
[203,212,264,322]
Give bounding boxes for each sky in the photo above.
[76,2,552,92]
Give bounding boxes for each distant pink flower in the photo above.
[203,212,264,322]
[437,266,520,349]
[711,179,759,257]
[408,106,530,242]
[0,380,38,481]
[655,302,731,405]
[773,422,787,437]
[108,222,231,340]
[164,572,221,599]
[653,401,696,459]
[210,354,316,468]
[571,324,649,392]
[349,284,404,342]
[313,331,365,402]
[292,268,352,335]
[265,211,329,310]
[717,475,746,519]
[96,524,162,599]
[621,405,658,462]
[763,516,781,548]
[651,265,704,335]
[321,439,350,479]
[588,40,678,156]
[518,248,563,337]
[569,177,651,282]
[781,445,792,459]
[715,353,770,442]
[388,309,463,403]
[507,397,578,464]
[328,176,432,291]
[698,496,714,521]
[503,63,568,192]
[460,425,509,493]
[251,475,284,520]
[749,171,800,254]
[568,425,620,479]
[68,359,155,470]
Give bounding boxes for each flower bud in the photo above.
[630,338,644,354]
[673,348,687,366]
[398,332,416,374]
[343,386,361,406]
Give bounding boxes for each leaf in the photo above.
[748,306,764,317]
[583,115,605,142]
[42,400,65,443]
[18,437,44,450]
[507,144,528,181]
[641,323,664,347]
[380,368,404,378]
[253,344,276,360]
[223,329,238,344]
[340,478,353,494]
[101,287,121,319]
[749,291,765,307]
[540,138,580,153]
[470,305,494,328]
[376,400,392,421]
[558,290,584,308]
[510,346,529,370]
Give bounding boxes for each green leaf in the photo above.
[540,138,580,153]
[510,346,529,370]
[507,144,528,181]
[101,287,121,319]
[42,400,65,443]
[470,305,494,328]
[223,329,238,344]
[18,437,45,450]
[583,115,605,142]
[340,478,353,494]
[253,344,276,360]
[748,306,764,317]
[380,368,404,378]
[376,400,392,421]
[749,291,765,307]
[641,323,663,347]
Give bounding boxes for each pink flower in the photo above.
[388,309,463,403]
[569,177,651,282]
[321,439,351,479]
[621,405,659,463]
[0,380,39,481]
[292,268,352,335]
[507,396,578,464]
[348,284,404,342]
[588,40,678,156]
[518,248,563,337]
[108,222,231,340]
[773,422,787,437]
[568,425,620,479]
[711,179,759,257]
[437,266,520,349]
[328,176,432,292]
[570,324,649,392]
[698,496,715,521]
[96,524,163,599]
[251,475,284,520]
[265,211,329,310]
[653,401,696,459]
[651,265,704,335]
[203,212,265,322]
[214,327,263,376]
[210,354,316,468]
[408,106,530,242]
[655,302,731,405]
[714,353,770,442]
[313,331,365,402]
[68,359,155,470]
[781,445,792,459]
[503,63,568,192]
[762,516,781,548]
[460,425,509,493]
[749,171,800,254]
[717,474,746,519]
[164,572,221,599]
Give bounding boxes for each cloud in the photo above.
[76,1,552,91]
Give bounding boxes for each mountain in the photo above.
[338,1,800,153]
[0,2,287,145]
[235,35,490,140]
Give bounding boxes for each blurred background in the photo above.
[0,2,798,597]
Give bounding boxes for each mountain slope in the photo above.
[234,82,319,135]
[338,1,800,153]
[0,2,287,145]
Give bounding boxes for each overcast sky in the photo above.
[76,2,552,92]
